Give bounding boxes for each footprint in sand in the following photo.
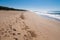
[20,13,25,20]
[13,37,18,40]
[22,22,30,30]
[9,24,12,30]
[23,34,29,40]
[23,30,37,40]
[27,30,37,38]
[0,29,4,35]
[21,21,37,40]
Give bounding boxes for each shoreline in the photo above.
[39,15,60,22]
[34,12,60,22]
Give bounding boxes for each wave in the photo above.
[35,12,60,21]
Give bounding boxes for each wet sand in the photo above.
[0,10,60,40]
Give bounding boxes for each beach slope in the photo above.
[0,10,60,40]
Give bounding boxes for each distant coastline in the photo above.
[0,6,27,11]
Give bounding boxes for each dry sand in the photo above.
[0,10,60,40]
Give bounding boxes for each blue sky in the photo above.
[0,0,60,12]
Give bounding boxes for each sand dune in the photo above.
[0,10,60,40]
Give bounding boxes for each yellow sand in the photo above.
[0,10,60,40]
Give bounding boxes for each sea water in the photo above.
[35,12,60,21]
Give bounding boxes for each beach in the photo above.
[0,10,60,40]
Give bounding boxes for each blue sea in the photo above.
[35,11,60,21]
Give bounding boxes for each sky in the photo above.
[0,0,60,12]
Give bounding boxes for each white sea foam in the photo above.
[35,12,60,20]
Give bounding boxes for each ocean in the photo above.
[35,12,60,21]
